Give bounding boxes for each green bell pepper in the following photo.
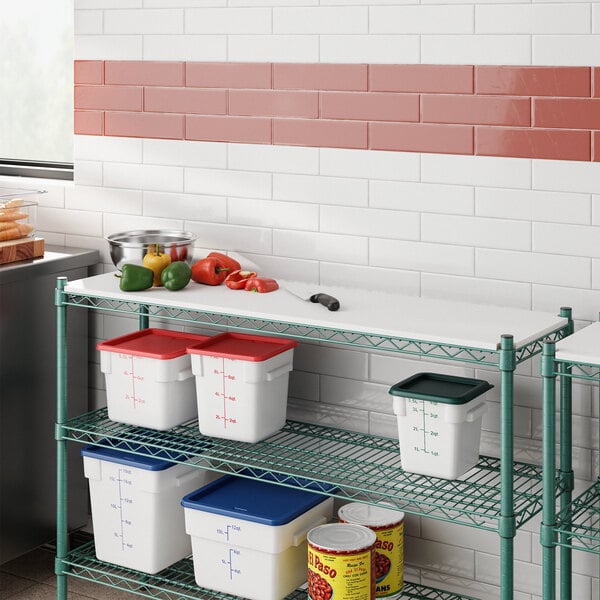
[161,261,192,291]
[117,263,154,292]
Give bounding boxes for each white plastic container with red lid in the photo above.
[98,328,209,430]
[187,332,298,442]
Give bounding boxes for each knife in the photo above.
[284,287,341,312]
[230,252,341,311]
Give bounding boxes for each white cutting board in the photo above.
[65,272,567,352]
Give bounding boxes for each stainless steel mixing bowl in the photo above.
[106,229,197,269]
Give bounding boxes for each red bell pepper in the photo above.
[244,277,279,293]
[191,256,230,285]
[207,252,241,273]
[225,270,258,290]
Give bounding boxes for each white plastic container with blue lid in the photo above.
[181,474,334,600]
[82,442,217,574]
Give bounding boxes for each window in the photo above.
[0,1,73,179]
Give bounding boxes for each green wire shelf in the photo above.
[62,407,549,532]
[554,480,600,554]
[62,292,569,367]
[553,360,600,381]
[63,540,479,600]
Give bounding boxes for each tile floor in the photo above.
[0,535,138,600]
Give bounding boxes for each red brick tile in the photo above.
[273,63,367,91]
[105,61,185,86]
[273,118,367,149]
[369,65,473,94]
[229,90,318,118]
[105,111,184,139]
[369,122,473,155]
[592,131,600,161]
[187,62,271,89]
[74,61,104,85]
[186,115,272,144]
[422,94,530,127]
[74,110,104,136]
[145,87,227,115]
[533,98,600,130]
[592,68,600,98]
[320,92,419,122]
[74,85,143,111]
[475,126,590,161]
[476,66,591,97]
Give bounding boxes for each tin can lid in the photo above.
[307,523,376,552]
[338,502,405,528]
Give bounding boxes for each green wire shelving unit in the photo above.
[54,276,573,600]
[541,326,600,600]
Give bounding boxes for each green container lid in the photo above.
[388,372,493,405]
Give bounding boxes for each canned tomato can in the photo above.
[338,503,405,597]
[307,523,377,600]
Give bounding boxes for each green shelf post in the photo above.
[499,334,516,600]
[139,304,149,330]
[55,277,69,600]
[558,311,574,600]
[541,339,557,600]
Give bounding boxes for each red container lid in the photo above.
[187,332,297,362]
[97,328,210,359]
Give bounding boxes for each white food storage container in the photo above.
[98,328,209,430]
[182,474,334,600]
[389,372,492,479]
[187,332,297,442]
[81,443,218,574]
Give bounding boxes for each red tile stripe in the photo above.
[75,61,600,162]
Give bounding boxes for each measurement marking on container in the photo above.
[213,358,237,429]
[221,548,242,580]
[109,468,134,551]
[122,355,144,410]
[410,400,440,457]
[216,524,241,542]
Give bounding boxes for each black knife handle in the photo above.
[309,293,340,311]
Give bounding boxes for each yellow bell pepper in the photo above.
[143,244,172,286]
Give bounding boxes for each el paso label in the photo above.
[371,522,403,596]
[307,524,376,600]
[338,503,405,597]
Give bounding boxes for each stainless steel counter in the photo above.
[0,246,99,563]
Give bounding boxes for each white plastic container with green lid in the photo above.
[338,502,405,597]
[389,372,493,479]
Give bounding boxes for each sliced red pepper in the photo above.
[244,276,279,293]
[225,270,258,290]
[170,246,188,262]
[191,256,230,285]
[207,252,240,273]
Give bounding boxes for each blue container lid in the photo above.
[181,474,329,526]
[81,442,184,472]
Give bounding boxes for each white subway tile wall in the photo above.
[73,2,600,65]
[10,2,600,597]
[29,129,600,596]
